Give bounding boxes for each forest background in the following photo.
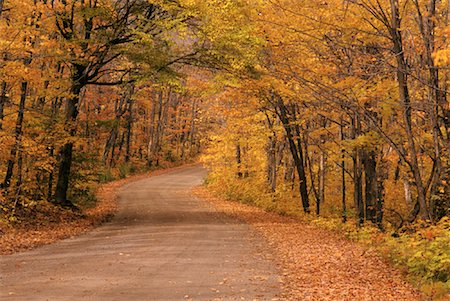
[0,0,449,298]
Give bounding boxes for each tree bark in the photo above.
[124,85,135,163]
[236,143,243,178]
[274,95,310,213]
[189,99,197,157]
[363,150,378,223]
[351,115,364,226]
[267,135,277,192]
[389,0,430,220]
[54,78,83,205]
[340,119,347,223]
[0,81,6,130]
[3,82,27,189]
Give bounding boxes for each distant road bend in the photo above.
[0,165,281,301]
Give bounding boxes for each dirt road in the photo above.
[0,166,281,301]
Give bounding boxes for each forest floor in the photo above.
[0,163,195,255]
[193,187,426,301]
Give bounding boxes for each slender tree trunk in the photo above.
[115,132,126,166]
[267,135,277,192]
[124,85,135,163]
[0,81,6,130]
[236,143,243,178]
[351,115,364,226]
[304,136,320,214]
[147,92,157,167]
[189,99,197,157]
[340,120,347,223]
[3,82,27,189]
[274,95,309,213]
[403,177,413,207]
[15,149,23,188]
[284,142,295,184]
[47,147,54,199]
[363,150,378,223]
[150,90,164,166]
[376,161,387,228]
[103,127,118,163]
[0,0,6,131]
[319,147,326,205]
[389,0,430,220]
[413,0,443,214]
[265,112,278,191]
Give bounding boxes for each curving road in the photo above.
[0,166,281,301]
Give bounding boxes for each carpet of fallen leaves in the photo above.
[0,164,195,255]
[193,187,424,301]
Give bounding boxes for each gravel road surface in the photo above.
[0,166,281,301]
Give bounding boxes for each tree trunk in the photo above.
[189,99,197,157]
[412,0,444,222]
[351,116,364,226]
[274,95,309,213]
[47,147,54,199]
[147,92,157,167]
[124,85,135,163]
[389,0,430,220]
[103,126,118,163]
[236,143,243,178]
[54,81,83,205]
[150,90,164,166]
[340,120,347,223]
[363,150,378,223]
[267,135,277,192]
[304,135,320,214]
[0,81,6,130]
[2,82,27,189]
[319,147,326,205]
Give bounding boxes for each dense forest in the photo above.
[0,0,252,212]
[203,0,449,226]
[0,0,449,298]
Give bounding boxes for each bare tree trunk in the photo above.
[149,90,164,166]
[267,135,277,192]
[403,177,413,207]
[363,150,378,223]
[124,85,135,163]
[115,132,126,166]
[147,92,157,166]
[47,147,54,199]
[319,146,326,205]
[188,99,197,157]
[284,141,295,185]
[103,127,118,163]
[389,0,430,221]
[351,115,364,226]
[236,143,243,178]
[15,149,23,188]
[54,77,83,205]
[274,95,310,213]
[340,119,347,223]
[3,82,27,189]
[304,135,320,214]
[0,81,6,130]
